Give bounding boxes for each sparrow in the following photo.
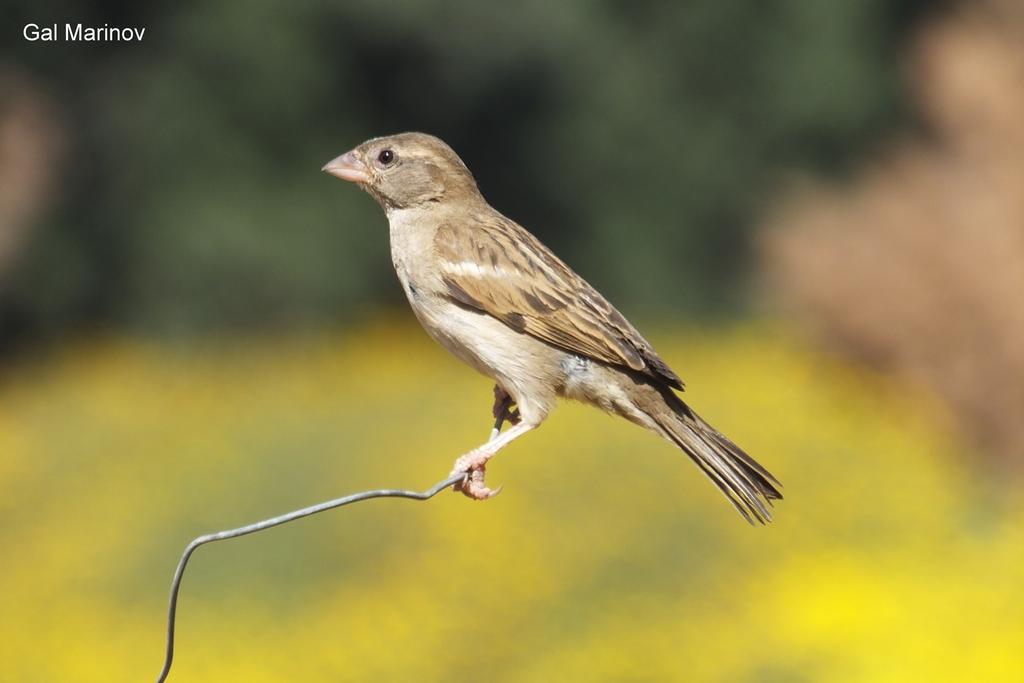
[323,133,782,523]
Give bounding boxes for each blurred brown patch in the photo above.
[760,0,1024,467]
[0,68,63,285]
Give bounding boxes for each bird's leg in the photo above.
[453,386,530,499]
[489,385,521,442]
[451,420,536,500]
[490,385,520,438]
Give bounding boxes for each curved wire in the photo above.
[155,403,513,682]
[154,472,466,683]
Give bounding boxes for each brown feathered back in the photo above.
[435,212,685,390]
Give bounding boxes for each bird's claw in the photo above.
[450,461,502,500]
[460,475,503,500]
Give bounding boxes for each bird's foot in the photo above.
[450,451,502,500]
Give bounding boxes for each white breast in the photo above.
[387,207,437,298]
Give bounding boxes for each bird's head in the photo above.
[322,132,480,211]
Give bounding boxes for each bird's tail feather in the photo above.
[645,387,782,524]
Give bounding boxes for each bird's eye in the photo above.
[377,149,395,165]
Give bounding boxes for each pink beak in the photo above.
[322,150,371,183]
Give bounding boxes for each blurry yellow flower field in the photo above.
[1,320,1021,682]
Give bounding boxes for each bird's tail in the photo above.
[631,381,782,524]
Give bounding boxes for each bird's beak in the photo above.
[322,150,371,184]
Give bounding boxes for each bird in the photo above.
[322,132,782,523]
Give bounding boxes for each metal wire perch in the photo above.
[154,403,514,682]
[154,472,466,683]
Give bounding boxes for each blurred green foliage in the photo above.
[3,0,939,339]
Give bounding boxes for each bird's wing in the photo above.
[434,216,684,390]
